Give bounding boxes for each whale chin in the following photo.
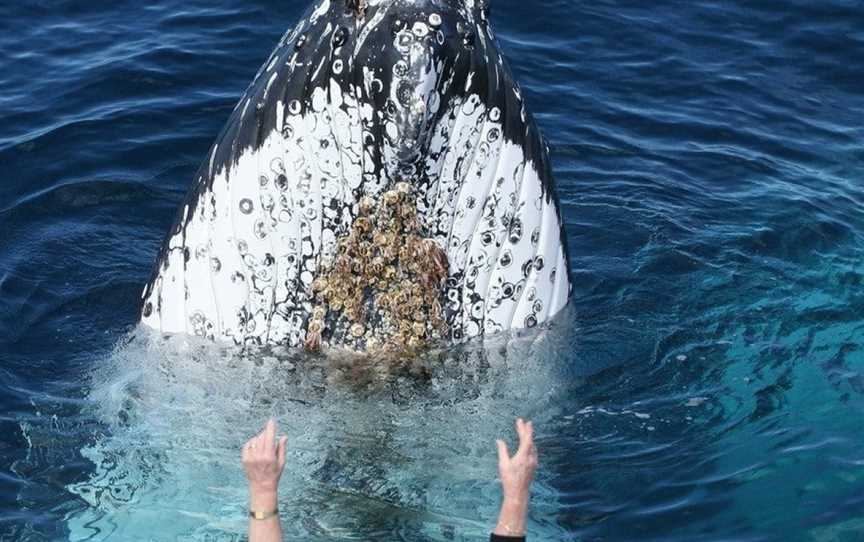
[140,0,572,350]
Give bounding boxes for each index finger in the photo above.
[264,419,277,449]
[516,419,534,457]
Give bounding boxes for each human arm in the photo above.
[242,419,288,542]
[491,418,538,541]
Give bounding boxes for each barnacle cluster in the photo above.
[305,181,449,355]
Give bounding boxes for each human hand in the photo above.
[493,418,538,537]
[496,418,538,503]
[242,419,287,508]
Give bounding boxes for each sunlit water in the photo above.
[2,1,863,540]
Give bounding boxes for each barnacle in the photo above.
[305,331,322,352]
[359,196,375,215]
[370,256,385,274]
[354,216,372,234]
[305,318,324,351]
[305,182,450,355]
[308,319,323,333]
[383,190,401,207]
[312,277,328,293]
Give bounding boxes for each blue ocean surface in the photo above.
[1,0,863,540]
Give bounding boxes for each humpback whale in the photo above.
[140,0,572,352]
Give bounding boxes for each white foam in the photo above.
[65,325,573,540]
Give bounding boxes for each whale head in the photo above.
[140,0,572,351]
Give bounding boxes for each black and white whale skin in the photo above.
[140,0,572,349]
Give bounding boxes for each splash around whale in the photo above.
[140,0,572,352]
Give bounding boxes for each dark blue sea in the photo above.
[2,0,863,540]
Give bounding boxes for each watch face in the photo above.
[250,510,278,520]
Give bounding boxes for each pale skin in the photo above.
[242,418,537,541]
[494,418,539,538]
[241,419,287,542]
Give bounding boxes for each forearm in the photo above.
[493,496,528,538]
[248,487,283,542]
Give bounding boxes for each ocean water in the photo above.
[1,0,863,540]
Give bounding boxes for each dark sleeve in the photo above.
[490,534,525,542]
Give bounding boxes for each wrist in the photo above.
[495,495,529,536]
[249,485,279,511]
[501,494,529,512]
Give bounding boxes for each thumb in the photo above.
[496,439,510,466]
[277,436,288,469]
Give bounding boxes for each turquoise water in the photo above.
[2,0,863,540]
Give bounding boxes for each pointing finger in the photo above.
[264,419,277,450]
[516,418,528,441]
[516,419,534,458]
[277,436,288,469]
[496,439,510,465]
